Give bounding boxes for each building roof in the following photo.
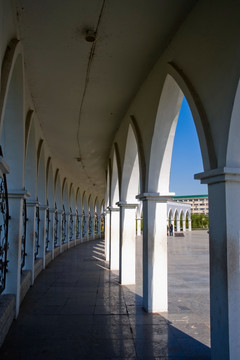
[173,195,208,199]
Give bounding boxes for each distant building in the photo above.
[172,195,209,215]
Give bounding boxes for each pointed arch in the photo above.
[0,39,22,130]
[54,169,62,208]
[226,78,240,167]
[121,123,140,202]
[46,157,54,208]
[62,178,69,209]
[0,46,25,188]
[148,65,214,193]
[69,183,75,211]
[111,146,120,207]
[37,140,46,204]
[105,160,111,208]
[82,191,88,213]
[76,187,82,213]
[25,114,37,199]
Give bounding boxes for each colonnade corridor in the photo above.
[0,232,210,359]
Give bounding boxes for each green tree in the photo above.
[191,213,209,229]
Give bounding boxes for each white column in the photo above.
[137,193,170,312]
[188,218,192,231]
[26,200,38,285]
[97,212,101,238]
[136,218,141,236]
[109,206,120,270]
[86,213,90,240]
[182,219,186,232]
[117,202,137,285]
[104,209,110,261]
[39,205,47,269]
[6,190,29,317]
[89,211,94,238]
[176,219,180,232]
[195,167,240,360]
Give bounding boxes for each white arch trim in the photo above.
[226,78,240,168]
[0,39,22,131]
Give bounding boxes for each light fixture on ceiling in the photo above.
[85,30,96,43]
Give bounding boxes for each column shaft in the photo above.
[118,203,137,285]
[6,191,28,317]
[138,193,169,312]
[39,206,47,269]
[26,202,37,285]
[105,210,110,261]
[109,207,120,270]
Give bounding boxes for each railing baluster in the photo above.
[54,205,58,247]
[21,198,27,272]
[34,205,40,259]
[45,207,50,251]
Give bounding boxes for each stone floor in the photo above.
[0,231,210,359]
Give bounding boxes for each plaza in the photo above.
[0,230,210,359]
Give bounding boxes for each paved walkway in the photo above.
[0,231,210,359]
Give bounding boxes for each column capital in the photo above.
[116,201,138,209]
[39,205,48,211]
[8,189,30,199]
[108,206,120,212]
[49,207,56,214]
[57,209,63,215]
[136,192,174,202]
[26,199,40,207]
[195,167,240,185]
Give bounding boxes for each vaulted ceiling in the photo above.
[17,0,197,197]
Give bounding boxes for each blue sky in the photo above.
[169,97,208,196]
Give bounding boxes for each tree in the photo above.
[191,213,209,229]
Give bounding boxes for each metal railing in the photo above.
[45,207,50,251]
[0,173,9,294]
[76,211,80,239]
[69,209,73,241]
[54,206,58,247]
[88,212,92,236]
[21,198,27,272]
[62,208,66,244]
[82,211,86,237]
[34,205,40,259]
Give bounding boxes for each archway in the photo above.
[0,45,25,314]
[119,123,140,285]
[144,70,212,315]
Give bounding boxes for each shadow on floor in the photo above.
[0,239,211,359]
